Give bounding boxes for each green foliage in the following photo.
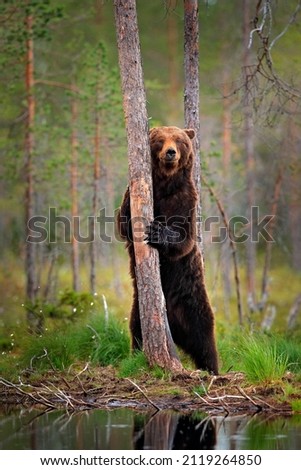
[90,317,130,366]
[118,351,169,380]
[24,289,97,324]
[241,336,289,383]
[1,315,130,375]
[271,334,301,373]
[118,351,149,378]
[193,384,208,397]
[0,0,64,60]
[20,327,91,371]
[58,289,95,315]
[291,399,301,412]
[218,327,301,383]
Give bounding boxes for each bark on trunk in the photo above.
[260,165,283,309]
[221,76,232,319]
[202,175,243,325]
[167,0,180,123]
[90,105,101,295]
[243,0,256,312]
[114,0,183,373]
[288,113,301,271]
[71,98,80,292]
[287,293,301,330]
[25,14,37,329]
[183,0,204,262]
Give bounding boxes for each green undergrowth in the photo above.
[118,351,173,380]
[0,315,130,380]
[0,317,301,388]
[217,327,301,382]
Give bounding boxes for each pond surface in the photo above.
[0,408,301,450]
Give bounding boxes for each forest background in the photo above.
[0,0,301,369]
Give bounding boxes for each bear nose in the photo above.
[165,148,176,161]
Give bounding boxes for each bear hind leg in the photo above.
[129,293,143,350]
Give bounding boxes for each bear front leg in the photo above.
[145,219,194,258]
[116,187,133,241]
[145,220,180,252]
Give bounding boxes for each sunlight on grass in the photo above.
[240,335,289,383]
[10,315,130,373]
[217,327,301,381]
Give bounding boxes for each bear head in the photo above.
[149,126,195,176]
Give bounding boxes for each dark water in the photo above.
[0,408,301,450]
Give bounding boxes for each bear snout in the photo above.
[165,147,177,161]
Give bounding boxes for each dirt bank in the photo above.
[0,365,298,415]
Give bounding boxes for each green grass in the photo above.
[90,317,130,366]
[291,399,301,412]
[218,327,301,383]
[240,336,289,383]
[118,351,149,378]
[0,315,130,378]
[1,319,300,386]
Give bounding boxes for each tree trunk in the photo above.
[167,0,180,123]
[287,293,301,330]
[221,75,232,319]
[243,0,256,312]
[25,14,37,330]
[260,164,283,309]
[202,175,243,325]
[90,103,101,295]
[288,112,301,271]
[183,0,204,262]
[71,98,80,292]
[114,0,183,373]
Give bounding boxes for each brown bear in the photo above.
[117,126,218,374]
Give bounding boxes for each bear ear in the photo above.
[184,129,195,140]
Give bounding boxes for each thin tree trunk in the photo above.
[222,77,232,190]
[288,112,301,271]
[114,0,183,373]
[243,0,256,312]
[71,98,80,292]
[167,0,179,123]
[202,176,243,325]
[260,164,283,309]
[95,0,103,24]
[90,104,101,294]
[287,293,301,330]
[43,249,57,302]
[25,14,37,330]
[183,0,204,262]
[221,75,232,319]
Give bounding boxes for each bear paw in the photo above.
[145,220,179,249]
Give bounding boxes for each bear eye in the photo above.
[177,139,187,149]
[152,140,163,149]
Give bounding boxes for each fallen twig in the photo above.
[236,386,262,410]
[126,378,161,411]
[0,378,56,409]
[193,391,224,410]
[75,362,90,378]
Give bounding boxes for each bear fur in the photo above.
[117,126,218,374]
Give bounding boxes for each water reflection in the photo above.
[0,407,301,450]
[134,413,216,450]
